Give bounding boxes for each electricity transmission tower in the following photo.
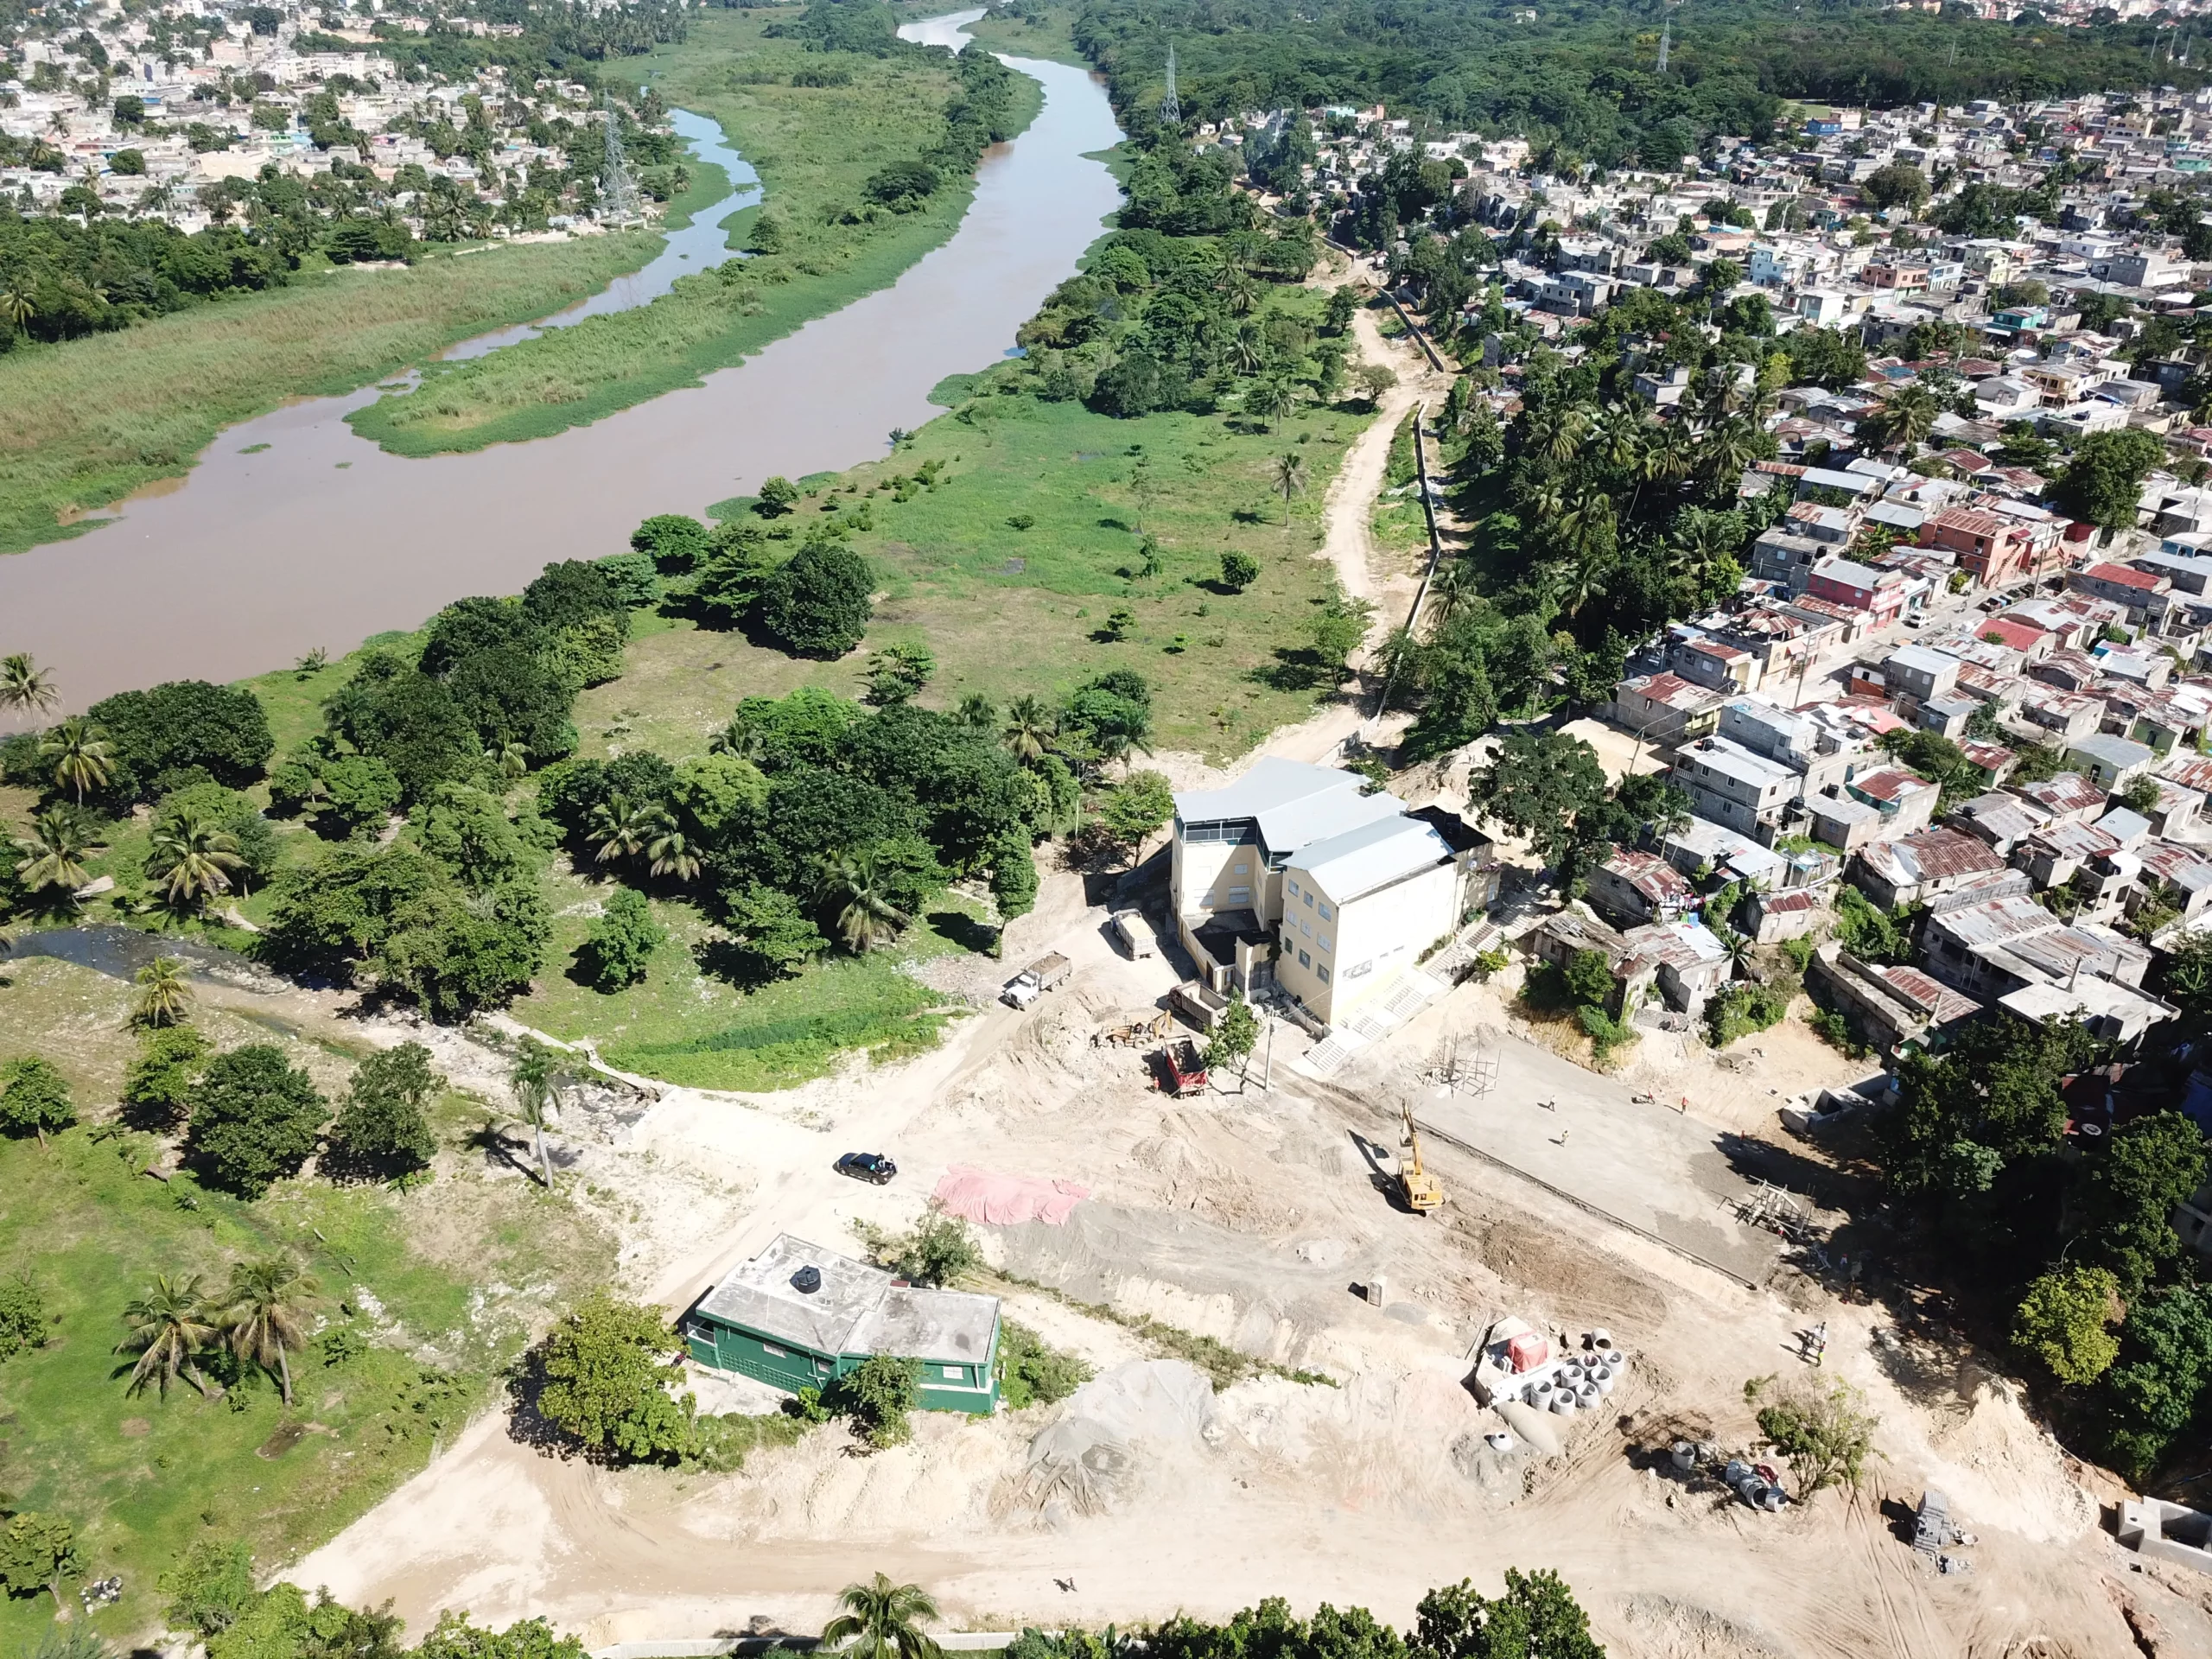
[1656,6,1673,74]
[600,94,641,226]
[1160,41,1180,128]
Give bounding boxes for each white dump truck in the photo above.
[1001,952,1072,1009]
[1110,910,1156,958]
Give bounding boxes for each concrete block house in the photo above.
[684,1234,1002,1414]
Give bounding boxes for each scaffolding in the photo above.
[1421,1035,1497,1096]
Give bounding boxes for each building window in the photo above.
[1319,935,1333,952]
[1228,886,1251,905]
[1303,891,1314,907]
[1299,949,1312,968]
[1317,965,1331,982]
[1318,902,1333,920]
[943,1364,965,1381]
[761,1342,787,1358]
[1287,879,1300,898]
[1233,862,1249,875]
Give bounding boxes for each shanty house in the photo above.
[685,1235,1001,1414]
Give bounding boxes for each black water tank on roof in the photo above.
[791,1265,823,1294]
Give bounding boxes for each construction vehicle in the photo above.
[1096,1009,1173,1047]
[1398,1100,1443,1214]
[1001,952,1071,1008]
[1156,1038,1209,1096]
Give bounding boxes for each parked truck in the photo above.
[1109,910,1155,958]
[1001,952,1072,1009]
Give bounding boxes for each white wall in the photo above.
[1278,860,1463,1023]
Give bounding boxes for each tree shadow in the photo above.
[925,910,998,956]
[1715,1130,1876,1214]
[1249,649,1343,693]
[465,1116,538,1180]
[1096,515,1134,532]
[692,936,801,993]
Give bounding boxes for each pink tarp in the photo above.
[931,1163,1090,1226]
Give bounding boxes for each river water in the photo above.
[0,10,1122,710]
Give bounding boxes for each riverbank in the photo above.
[346,10,1043,457]
[0,165,732,559]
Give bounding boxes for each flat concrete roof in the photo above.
[696,1234,998,1365]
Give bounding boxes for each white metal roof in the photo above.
[1290,815,1452,903]
[1173,757,1402,855]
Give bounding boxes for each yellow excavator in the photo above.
[1399,1100,1443,1215]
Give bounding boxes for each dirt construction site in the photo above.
[253,842,2212,1659]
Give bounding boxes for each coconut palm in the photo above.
[12,805,105,894]
[1220,266,1261,316]
[0,652,58,715]
[0,284,34,338]
[1228,323,1267,377]
[1272,451,1309,542]
[1695,421,1763,490]
[1427,557,1482,626]
[487,742,529,781]
[821,1574,942,1659]
[133,956,194,1027]
[1867,384,1942,454]
[509,1037,560,1189]
[1552,547,1611,619]
[1001,695,1052,765]
[1524,402,1591,468]
[1253,378,1299,433]
[116,1274,221,1399]
[645,823,700,883]
[1588,404,1646,483]
[818,850,911,954]
[585,794,658,867]
[148,809,243,912]
[213,1257,321,1409]
[39,715,111,804]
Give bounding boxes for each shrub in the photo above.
[1706,982,1789,1048]
[0,1057,76,1145]
[0,1274,45,1359]
[160,1538,258,1637]
[997,1319,1094,1410]
[124,1024,212,1127]
[1745,1373,1879,1497]
[831,1354,921,1448]
[1219,550,1260,591]
[577,887,664,992]
[759,542,873,658]
[533,1294,698,1463]
[327,1041,440,1179]
[184,1045,328,1198]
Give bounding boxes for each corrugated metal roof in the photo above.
[1293,815,1452,903]
[1173,758,1402,855]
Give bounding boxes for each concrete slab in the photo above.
[1414,1033,1785,1287]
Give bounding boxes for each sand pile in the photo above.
[1020,1360,1217,1518]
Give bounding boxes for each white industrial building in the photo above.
[1170,759,1491,1026]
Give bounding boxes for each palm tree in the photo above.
[39,716,111,804]
[12,805,105,893]
[0,652,58,715]
[213,1257,320,1409]
[1588,404,1646,486]
[509,1038,559,1189]
[133,957,194,1027]
[1553,547,1611,619]
[487,742,529,781]
[821,1574,942,1659]
[148,809,243,912]
[1228,323,1266,377]
[1001,696,1052,765]
[1254,378,1299,433]
[0,283,34,339]
[585,794,658,867]
[1525,402,1590,468]
[1869,384,1941,454]
[1272,451,1309,543]
[645,823,700,883]
[1695,421,1763,491]
[1427,557,1481,626]
[1221,266,1260,317]
[116,1274,221,1399]
[818,850,911,954]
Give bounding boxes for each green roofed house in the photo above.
[683,1233,1002,1414]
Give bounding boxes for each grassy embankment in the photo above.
[0,165,738,558]
[0,959,619,1650]
[346,10,1043,456]
[505,291,1390,1086]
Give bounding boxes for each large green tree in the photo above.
[184,1046,328,1198]
[532,1294,698,1462]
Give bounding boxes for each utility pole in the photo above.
[1160,41,1181,129]
[600,93,640,228]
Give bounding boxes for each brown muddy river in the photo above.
[0,12,1122,709]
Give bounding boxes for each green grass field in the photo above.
[0,173,742,558]
[346,11,1042,457]
[0,957,617,1650]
